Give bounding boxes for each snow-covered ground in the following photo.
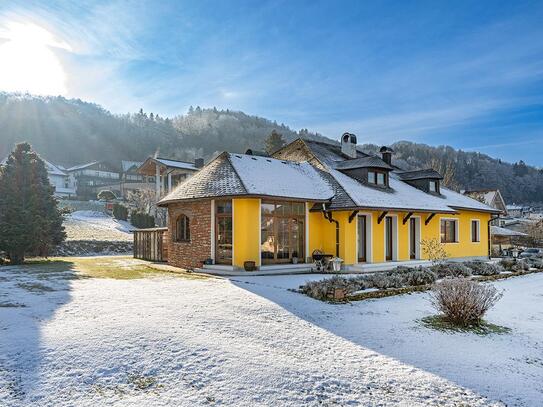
[63,211,134,241]
[1,260,542,406]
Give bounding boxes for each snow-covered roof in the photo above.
[490,226,527,237]
[155,157,198,171]
[228,153,334,200]
[158,153,334,205]
[438,187,500,212]
[42,159,67,177]
[67,161,100,171]
[121,160,143,172]
[335,156,393,171]
[330,169,455,212]
[2,156,67,177]
[290,139,499,214]
[398,169,443,181]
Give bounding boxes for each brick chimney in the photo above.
[341,132,357,159]
[194,158,204,168]
[380,146,394,165]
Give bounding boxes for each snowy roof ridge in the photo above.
[226,153,334,201]
[66,161,100,172]
[159,152,334,205]
[296,139,499,213]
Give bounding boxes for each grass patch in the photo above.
[8,256,209,281]
[70,256,209,280]
[127,373,163,391]
[420,315,511,336]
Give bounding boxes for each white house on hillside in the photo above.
[43,159,77,198]
[1,156,76,198]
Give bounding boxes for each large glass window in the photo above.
[441,219,458,243]
[215,200,232,264]
[261,201,305,264]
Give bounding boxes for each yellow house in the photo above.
[158,135,499,272]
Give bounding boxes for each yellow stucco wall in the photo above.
[232,198,261,268]
[230,198,491,268]
[420,211,491,259]
[307,208,491,265]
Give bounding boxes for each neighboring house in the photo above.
[506,204,529,218]
[1,156,76,198]
[463,189,507,221]
[501,218,535,233]
[137,157,203,201]
[66,161,121,200]
[157,134,500,271]
[119,160,154,199]
[43,159,76,198]
[490,225,527,253]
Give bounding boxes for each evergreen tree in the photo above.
[265,130,286,154]
[0,143,66,264]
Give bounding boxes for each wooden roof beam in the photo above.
[402,212,414,225]
[425,213,437,225]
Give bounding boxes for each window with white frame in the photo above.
[440,219,458,243]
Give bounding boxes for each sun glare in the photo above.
[0,22,70,95]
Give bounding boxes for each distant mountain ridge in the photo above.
[0,92,542,204]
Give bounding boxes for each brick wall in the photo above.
[167,200,211,270]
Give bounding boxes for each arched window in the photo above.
[175,214,190,242]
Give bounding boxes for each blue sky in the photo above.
[1,1,543,165]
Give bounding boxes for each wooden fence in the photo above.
[133,227,168,262]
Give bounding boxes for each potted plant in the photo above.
[244,261,256,272]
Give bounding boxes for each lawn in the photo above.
[1,257,542,406]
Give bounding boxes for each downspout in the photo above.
[488,214,500,258]
[321,203,340,257]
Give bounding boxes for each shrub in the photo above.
[405,267,438,286]
[97,190,116,201]
[429,278,503,326]
[368,272,404,289]
[300,266,437,300]
[130,211,155,229]
[465,261,503,276]
[528,258,543,269]
[112,203,128,221]
[431,263,472,278]
[420,238,449,264]
[499,258,516,271]
[299,276,357,301]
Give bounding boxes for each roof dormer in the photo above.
[398,169,443,195]
[335,156,393,188]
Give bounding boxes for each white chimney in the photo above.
[341,132,357,159]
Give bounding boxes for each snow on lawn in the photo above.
[64,211,134,242]
[1,263,542,406]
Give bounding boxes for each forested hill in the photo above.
[0,93,328,166]
[0,92,542,204]
[363,142,543,205]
